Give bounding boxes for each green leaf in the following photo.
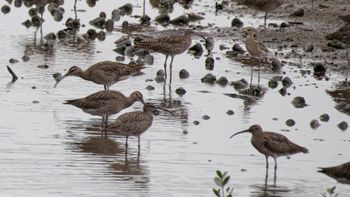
[223,176,230,186]
[222,171,228,178]
[329,186,336,194]
[216,170,223,179]
[227,194,232,197]
[213,189,220,197]
[214,177,222,187]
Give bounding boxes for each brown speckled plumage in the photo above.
[54,61,144,90]
[339,14,350,24]
[105,103,156,149]
[319,161,350,184]
[65,90,144,127]
[230,125,308,173]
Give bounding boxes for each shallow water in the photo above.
[0,0,349,196]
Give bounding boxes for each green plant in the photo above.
[213,170,234,197]
[322,186,339,197]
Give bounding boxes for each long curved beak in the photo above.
[140,98,145,104]
[53,74,68,88]
[229,129,249,139]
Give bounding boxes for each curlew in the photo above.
[104,103,158,151]
[318,161,350,184]
[339,14,350,24]
[134,30,205,84]
[326,24,350,81]
[242,27,269,87]
[54,61,144,90]
[64,90,144,127]
[230,125,308,177]
[235,0,283,26]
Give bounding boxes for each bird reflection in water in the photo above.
[250,169,290,197]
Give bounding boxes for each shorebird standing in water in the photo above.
[64,90,145,127]
[235,0,283,26]
[318,161,350,184]
[104,103,158,154]
[230,125,309,178]
[134,30,205,85]
[54,61,144,90]
[242,27,269,87]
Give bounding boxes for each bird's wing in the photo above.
[107,111,152,135]
[256,40,269,53]
[263,132,307,155]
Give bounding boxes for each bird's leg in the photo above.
[164,55,169,80]
[101,115,105,128]
[258,60,261,88]
[264,12,268,27]
[137,136,141,151]
[104,85,107,90]
[169,56,175,85]
[169,83,173,108]
[105,115,108,127]
[265,155,269,170]
[125,135,129,149]
[250,66,253,89]
[346,46,350,82]
[273,157,277,179]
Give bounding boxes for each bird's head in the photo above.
[54,66,83,88]
[230,124,263,138]
[130,91,145,104]
[242,27,258,38]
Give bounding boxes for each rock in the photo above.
[337,121,348,131]
[14,0,22,7]
[1,5,11,14]
[286,119,295,127]
[133,49,149,57]
[205,37,214,52]
[86,29,97,40]
[268,78,278,89]
[97,31,106,41]
[140,14,151,25]
[179,69,190,79]
[279,87,287,96]
[31,15,43,27]
[176,87,187,96]
[319,113,330,122]
[118,3,133,16]
[155,14,170,26]
[201,73,217,84]
[280,22,290,28]
[9,58,19,64]
[226,110,234,115]
[28,8,37,17]
[216,76,228,86]
[155,70,165,83]
[232,44,245,54]
[144,54,154,65]
[32,100,39,104]
[271,58,282,72]
[202,115,210,120]
[183,130,188,135]
[327,40,345,49]
[22,55,30,62]
[111,9,121,21]
[113,45,127,55]
[291,96,307,108]
[193,120,200,125]
[205,57,215,70]
[290,8,304,17]
[44,32,57,40]
[231,17,243,28]
[145,85,155,90]
[231,79,248,90]
[52,73,62,81]
[115,56,125,61]
[105,19,114,32]
[310,119,320,129]
[313,63,326,76]
[37,64,49,69]
[124,46,136,57]
[22,19,32,28]
[187,12,205,22]
[188,43,203,57]
[170,15,189,26]
[89,17,105,28]
[282,76,293,88]
[114,36,131,47]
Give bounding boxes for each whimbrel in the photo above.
[243,27,269,87]
[104,103,158,151]
[64,90,144,127]
[54,61,144,90]
[235,0,283,26]
[326,24,350,81]
[318,161,350,184]
[230,125,308,177]
[134,30,204,84]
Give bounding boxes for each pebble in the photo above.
[144,54,154,65]
[201,73,217,84]
[291,96,307,108]
[145,85,155,91]
[115,56,125,62]
[279,87,287,96]
[231,79,248,90]
[175,87,187,96]
[327,40,345,49]
[9,58,19,64]
[105,19,114,32]
[170,15,189,26]
[313,63,327,76]
[179,69,190,79]
[118,3,133,16]
[155,14,170,26]
[216,76,228,86]
[193,120,200,125]
[268,78,278,89]
[22,55,30,62]
[52,73,62,81]
[337,121,348,131]
[231,17,243,28]
[271,58,282,72]
[232,44,245,54]
[1,5,11,14]
[140,15,151,26]
[290,8,304,17]
[205,57,214,70]
[310,119,320,129]
[282,76,293,88]
[319,113,330,122]
[285,119,296,127]
[202,115,210,120]
[226,110,234,115]
[97,31,106,41]
[188,43,203,57]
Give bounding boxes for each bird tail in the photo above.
[299,146,309,154]
[64,99,79,105]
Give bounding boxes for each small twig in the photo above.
[7,66,18,81]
